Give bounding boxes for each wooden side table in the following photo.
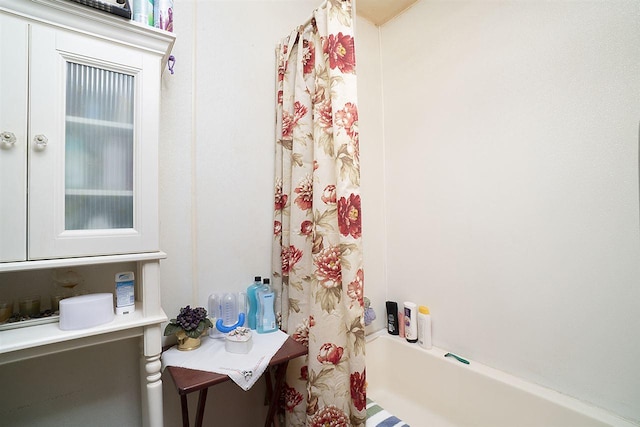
[165,336,308,427]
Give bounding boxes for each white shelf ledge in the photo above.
[0,251,167,273]
[0,302,167,365]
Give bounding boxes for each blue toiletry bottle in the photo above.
[257,278,277,333]
[246,276,261,329]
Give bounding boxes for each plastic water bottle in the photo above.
[246,276,262,329]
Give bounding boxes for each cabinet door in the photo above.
[28,25,160,259]
[0,14,28,262]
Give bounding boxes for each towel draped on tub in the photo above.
[365,398,410,427]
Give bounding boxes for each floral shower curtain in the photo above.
[271,0,366,425]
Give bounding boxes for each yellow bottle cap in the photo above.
[419,306,430,315]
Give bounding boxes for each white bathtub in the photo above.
[366,331,637,427]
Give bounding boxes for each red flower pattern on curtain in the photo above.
[338,193,362,238]
[324,32,356,74]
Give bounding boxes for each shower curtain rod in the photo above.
[298,0,353,30]
[299,9,316,30]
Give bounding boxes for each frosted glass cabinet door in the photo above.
[64,63,135,231]
[0,15,28,262]
[28,25,160,259]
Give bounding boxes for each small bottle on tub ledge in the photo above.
[418,305,432,349]
[385,301,399,335]
[403,301,418,343]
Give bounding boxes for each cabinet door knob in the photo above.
[1,131,17,147]
[33,134,48,150]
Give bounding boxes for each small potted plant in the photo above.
[164,305,213,351]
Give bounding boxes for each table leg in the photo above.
[264,368,280,427]
[180,395,190,427]
[265,368,273,406]
[195,388,208,427]
[265,361,289,427]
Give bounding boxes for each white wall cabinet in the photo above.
[0,1,175,426]
[0,13,28,262]
[1,6,164,262]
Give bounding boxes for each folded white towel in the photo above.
[162,329,289,391]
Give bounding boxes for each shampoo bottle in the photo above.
[246,276,262,329]
[418,305,432,349]
[385,301,399,335]
[404,301,418,343]
[257,278,277,333]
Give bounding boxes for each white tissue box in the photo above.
[59,293,114,330]
[225,327,253,354]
